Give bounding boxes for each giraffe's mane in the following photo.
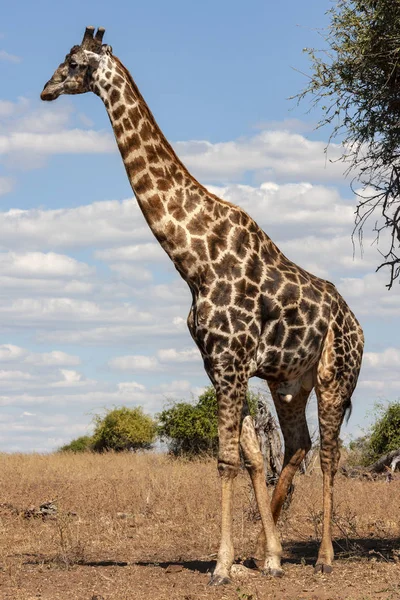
[112,55,236,209]
[113,57,197,179]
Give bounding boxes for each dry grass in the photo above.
[0,452,398,599]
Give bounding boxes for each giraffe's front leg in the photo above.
[240,415,283,577]
[209,373,245,586]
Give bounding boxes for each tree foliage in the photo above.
[92,406,156,452]
[347,401,400,465]
[157,386,258,457]
[299,0,400,288]
[368,401,400,460]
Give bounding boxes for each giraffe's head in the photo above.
[41,26,112,101]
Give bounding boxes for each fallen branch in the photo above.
[367,448,400,474]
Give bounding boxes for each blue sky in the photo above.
[0,0,398,451]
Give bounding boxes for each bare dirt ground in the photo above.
[0,453,398,600]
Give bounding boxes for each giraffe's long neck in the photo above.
[92,55,211,281]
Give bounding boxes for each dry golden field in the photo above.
[0,452,398,600]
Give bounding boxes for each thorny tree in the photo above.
[298,0,400,288]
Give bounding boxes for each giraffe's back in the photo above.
[189,202,363,387]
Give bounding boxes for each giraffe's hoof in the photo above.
[314,563,333,575]
[208,574,231,586]
[261,567,284,578]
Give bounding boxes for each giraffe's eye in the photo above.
[69,61,78,69]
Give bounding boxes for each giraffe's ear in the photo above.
[101,44,113,56]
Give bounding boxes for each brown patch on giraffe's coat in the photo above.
[167,197,187,221]
[140,121,154,142]
[125,133,141,151]
[114,123,124,138]
[135,173,153,195]
[145,194,165,221]
[245,252,264,283]
[210,282,233,307]
[112,104,126,120]
[214,253,242,280]
[157,178,173,191]
[164,222,187,249]
[213,311,232,334]
[145,144,160,164]
[187,210,213,235]
[184,193,200,213]
[232,228,251,259]
[208,219,231,261]
[150,166,166,178]
[113,74,124,88]
[122,117,132,131]
[192,238,208,259]
[234,278,258,312]
[126,156,146,178]
[128,106,141,128]
[110,89,120,104]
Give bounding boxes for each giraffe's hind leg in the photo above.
[314,307,363,574]
[313,382,348,574]
[270,386,312,522]
[254,386,311,560]
[240,415,283,576]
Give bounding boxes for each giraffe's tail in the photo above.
[343,398,352,424]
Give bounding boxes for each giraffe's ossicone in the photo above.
[41,26,364,585]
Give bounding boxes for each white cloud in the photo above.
[176,130,347,183]
[0,129,114,156]
[58,369,82,384]
[109,263,153,282]
[108,347,202,373]
[109,355,160,371]
[0,344,80,367]
[0,251,93,278]
[158,380,192,394]
[0,50,21,63]
[0,275,94,297]
[338,272,400,316]
[0,370,33,381]
[0,100,17,117]
[0,344,27,361]
[13,105,72,134]
[278,234,378,278]
[25,350,80,367]
[0,198,149,251]
[0,297,153,326]
[0,97,113,169]
[157,347,201,363]
[95,243,165,263]
[38,319,187,345]
[208,182,355,239]
[0,177,13,196]
[118,381,146,393]
[363,348,400,369]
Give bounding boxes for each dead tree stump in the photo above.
[254,397,283,486]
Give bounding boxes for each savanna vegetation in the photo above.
[0,450,398,600]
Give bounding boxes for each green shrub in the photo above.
[158,386,258,457]
[92,406,156,452]
[59,435,93,453]
[346,435,372,467]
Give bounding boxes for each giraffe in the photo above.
[41,26,364,584]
